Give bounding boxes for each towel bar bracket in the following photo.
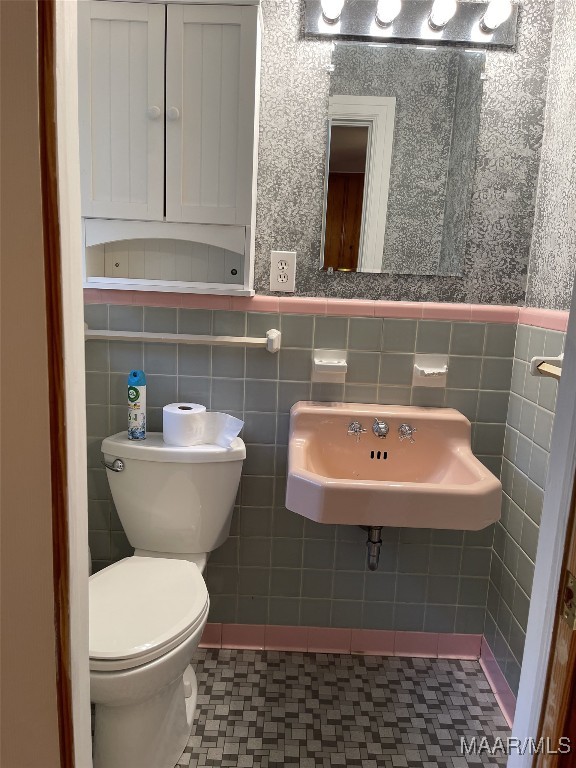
[530,353,563,381]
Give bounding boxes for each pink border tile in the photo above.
[84,290,544,330]
[422,303,471,321]
[518,307,569,332]
[278,297,327,315]
[470,304,519,324]
[394,631,439,658]
[307,627,352,654]
[437,633,482,659]
[84,289,104,304]
[479,638,508,690]
[208,625,501,662]
[494,690,517,727]
[139,291,183,307]
[221,624,266,650]
[265,625,309,652]
[480,655,506,690]
[102,290,137,306]
[350,629,395,656]
[202,626,514,724]
[479,637,517,727]
[373,301,424,319]
[325,299,375,317]
[199,623,222,649]
[179,294,232,310]
[231,295,280,313]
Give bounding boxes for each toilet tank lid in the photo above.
[89,557,208,661]
[101,432,246,463]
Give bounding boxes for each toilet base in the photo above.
[93,666,197,768]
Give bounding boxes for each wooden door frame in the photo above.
[534,480,576,767]
[42,0,93,764]
[37,2,75,764]
[44,0,576,764]
[509,289,576,766]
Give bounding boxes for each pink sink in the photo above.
[286,402,501,529]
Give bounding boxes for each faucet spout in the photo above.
[372,418,389,439]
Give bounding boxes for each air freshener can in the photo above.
[127,369,146,440]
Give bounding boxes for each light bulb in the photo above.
[480,0,513,31]
[321,0,345,22]
[376,0,402,26]
[428,0,457,29]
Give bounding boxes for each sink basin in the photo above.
[286,402,501,529]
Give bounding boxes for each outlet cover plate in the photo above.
[270,250,296,292]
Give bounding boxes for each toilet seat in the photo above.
[90,602,209,672]
[89,556,209,672]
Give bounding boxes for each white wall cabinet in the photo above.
[166,4,258,226]
[79,0,260,295]
[79,2,166,221]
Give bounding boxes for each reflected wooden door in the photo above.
[323,172,365,271]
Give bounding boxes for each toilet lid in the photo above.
[89,557,208,663]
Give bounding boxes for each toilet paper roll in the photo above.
[163,404,243,448]
[162,403,207,446]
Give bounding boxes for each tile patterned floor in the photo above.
[178,649,509,767]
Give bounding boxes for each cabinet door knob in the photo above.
[147,106,161,120]
[167,106,181,121]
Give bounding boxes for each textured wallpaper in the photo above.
[526,0,576,311]
[254,0,554,303]
[330,44,484,278]
[440,50,485,278]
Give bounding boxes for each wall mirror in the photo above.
[321,42,486,276]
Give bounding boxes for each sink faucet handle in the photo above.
[347,420,367,442]
[372,418,389,439]
[398,423,417,443]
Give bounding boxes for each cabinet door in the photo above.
[165,5,259,226]
[78,1,165,220]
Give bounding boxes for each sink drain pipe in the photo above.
[360,526,383,571]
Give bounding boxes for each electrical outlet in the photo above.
[270,250,296,292]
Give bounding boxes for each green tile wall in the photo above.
[484,324,564,694]
[85,304,517,635]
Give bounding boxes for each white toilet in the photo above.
[90,431,245,768]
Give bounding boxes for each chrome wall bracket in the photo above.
[304,0,519,49]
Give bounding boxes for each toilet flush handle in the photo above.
[102,458,125,473]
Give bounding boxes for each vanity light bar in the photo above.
[428,0,458,30]
[480,0,514,32]
[375,0,402,27]
[321,0,345,22]
[305,0,518,48]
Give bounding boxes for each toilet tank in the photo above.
[101,432,245,555]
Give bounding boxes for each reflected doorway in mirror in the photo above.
[323,124,368,271]
[321,96,396,273]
